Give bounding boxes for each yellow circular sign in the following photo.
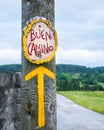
[23,19,58,64]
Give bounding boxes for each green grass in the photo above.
[72,73,80,79]
[98,82,104,88]
[57,91,104,114]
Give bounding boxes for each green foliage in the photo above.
[98,73,104,82]
[56,64,88,73]
[0,64,21,72]
[58,91,104,114]
[56,64,104,91]
[1,64,104,91]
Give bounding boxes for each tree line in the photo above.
[56,64,104,91]
[0,64,104,91]
[0,64,21,72]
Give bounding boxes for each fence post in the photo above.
[21,0,58,130]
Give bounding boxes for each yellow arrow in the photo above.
[25,66,55,128]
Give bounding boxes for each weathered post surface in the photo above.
[21,0,57,130]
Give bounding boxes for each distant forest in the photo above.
[56,64,104,91]
[0,64,104,91]
[0,64,21,72]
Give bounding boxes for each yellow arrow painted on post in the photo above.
[25,66,55,128]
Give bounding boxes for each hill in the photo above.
[56,64,104,91]
[0,64,21,72]
[0,64,104,91]
[0,63,104,74]
[56,64,104,74]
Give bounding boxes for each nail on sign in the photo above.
[23,19,58,64]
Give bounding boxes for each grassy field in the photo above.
[57,91,104,114]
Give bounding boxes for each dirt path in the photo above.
[57,94,104,130]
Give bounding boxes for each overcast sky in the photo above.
[0,0,104,67]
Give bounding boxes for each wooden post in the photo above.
[21,0,57,130]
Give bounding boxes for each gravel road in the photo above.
[57,94,104,130]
